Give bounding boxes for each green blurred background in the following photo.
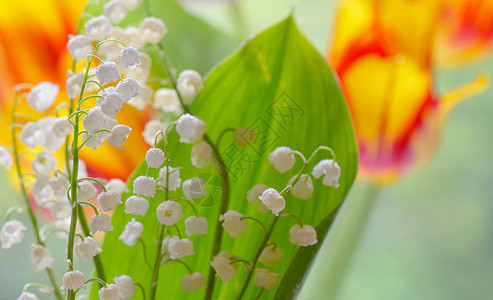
[1,0,492,299]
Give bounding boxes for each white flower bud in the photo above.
[145,148,165,168]
[312,159,341,188]
[49,199,71,220]
[77,181,97,202]
[30,245,54,272]
[62,270,86,290]
[191,141,212,168]
[17,292,38,300]
[185,216,208,236]
[142,120,165,146]
[85,16,112,41]
[74,236,102,260]
[125,195,149,217]
[106,178,129,193]
[53,117,73,137]
[290,174,313,200]
[20,122,39,148]
[1,220,27,248]
[182,177,206,200]
[89,214,113,235]
[32,151,56,176]
[158,166,181,191]
[32,176,54,205]
[133,176,156,197]
[120,47,140,69]
[116,78,140,101]
[96,61,120,85]
[104,0,127,24]
[66,72,84,99]
[176,113,205,144]
[181,272,206,292]
[27,82,59,113]
[0,146,13,169]
[160,235,179,261]
[107,125,132,148]
[157,201,182,225]
[259,188,285,216]
[210,253,236,283]
[121,0,141,10]
[254,269,279,290]
[219,210,247,238]
[114,275,135,298]
[177,70,203,99]
[168,238,194,260]
[67,34,92,60]
[247,184,269,204]
[289,224,317,246]
[268,146,295,173]
[153,88,182,114]
[101,92,125,118]
[83,107,107,134]
[139,17,167,44]
[97,190,122,211]
[259,244,283,267]
[119,218,144,246]
[99,284,124,300]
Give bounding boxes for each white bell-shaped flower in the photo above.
[85,16,112,41]
[259,188,285,216]
[104,0,127,24]
[142,119,165,146]
[74,236,102,260]
[289,224,317,246]
[158,166,181,191]
[290,174,313,200]
[182,177,206,200]
[82,132,105,149]
[17,292,38,300]
[106,178,128,193]
[30,245,54,272]
[107,125,132,149]
[83,107,107,134]
[145,148,165,168]
[114,275,135,299]
[247,184,269,204]
[19,122,40,148]
[66,73,84,99]
[181,272,206,292]
[0,146,13,169]
[168,238,194,260]
[77,181,98,202]
[98,284,124,300]
[254,268,279,290]
[32,176,54,205]
[32,151,56,176]
[139,17,167,44]
[49,199,71,220]
[119,218,144,246]
[67,34,92,60]
[97,190,122,211]
[133,176,156,197]
[96,61,120,85]
[53,117,73,137]
[120,47,140,69]
[185,216,208,236]
[219,210,247,238]
[89,214,113,235]
[124,195,149,217]
[259,244,283,267]
[1,220,27,248]
[120,0,141,10]
[153,88,182,114]
[176,113,205,144]
[116,78,140,101]
[177,70,203,99]
[191,141,212,168]
[128,84,152,110]
[101,92,125,118]
[160,235,179,262]
[312,159,341,188]
[27,82,59,113]
[157,201,182,225]
[268,146,295,174]
[62,270,86,290]
[210,253,236,283]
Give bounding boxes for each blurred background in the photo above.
[0,0,492,299]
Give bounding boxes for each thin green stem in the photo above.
[77,201,99,215]
[135,282,146,300]
[254,288,264,300]
[240,216,267,234]
[164,259,193,274]
[85,278,107,288]
[23,282,54,293]
[138,238,153,271]
[78,177,108,192]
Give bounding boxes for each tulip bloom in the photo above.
[330,0,487,184]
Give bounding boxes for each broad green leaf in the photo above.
[91,15,357,299]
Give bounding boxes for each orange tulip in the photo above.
[330,0,487,184]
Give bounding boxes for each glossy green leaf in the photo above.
[91,15,357,299]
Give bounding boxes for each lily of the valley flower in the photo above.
[253,268,279,290]
[125,195,149,217]
[139,17,167,44]
[268,146,295,173]
[17,292,38,300]
[191,141,212,168]
[30,245,54,272]
[177,70,203,99]
[168,238,194,260]
[156,201,183,225]
[182,177,206,200]
[133,175,156,197]
[181,272,206,292]
[1,220,27,249]
[74,236,102,260]
[62,270,86,290]
[289,224,317,246]
[97,190,122,212]
[176,113,205,144]
[96,61,120,85]
[290,174,314,200]
[185,216,208,236]
[210,252,236,283]
[98,284,124,300]
[259,188,285,216]
[114,275,136,299]
[89,214,113,234]
[145,148,165,168]
[27,82,59,113]
[219,210,247,238]
[119,218,144,246]
[259,244,284,267]
[120,47,141,69]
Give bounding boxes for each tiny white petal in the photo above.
[312,159,341,188]
[101,92,125,118]
[107,125,132,148]
[119,218,144,246]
